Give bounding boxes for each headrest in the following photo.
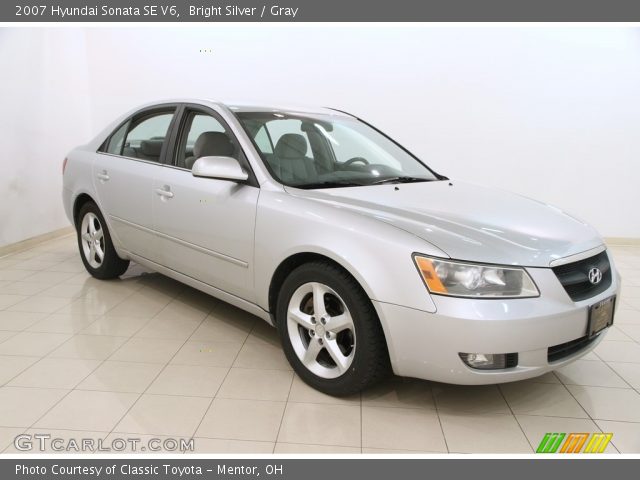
[274,133,307,159]
[139,139,163,157]
[194,131,234,158]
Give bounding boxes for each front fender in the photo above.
[254,190,446,314]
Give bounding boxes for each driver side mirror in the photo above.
[191,156,249,182]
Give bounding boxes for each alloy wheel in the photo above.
[286,282,356,379]
[80,212,105,269]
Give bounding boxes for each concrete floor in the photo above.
[1,236,640,454]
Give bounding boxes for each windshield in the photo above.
[234,111,441,188]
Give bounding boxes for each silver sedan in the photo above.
[62,100,620,395]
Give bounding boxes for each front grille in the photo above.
[552,251,612,302]
[548,335,598,363]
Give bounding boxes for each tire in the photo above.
[276,261,389,396]
[76,201,129,279]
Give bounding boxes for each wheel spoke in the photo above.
[89,243,97,262]
[288,308,314,330]
[312,283,328,318]
[325,339,350,374]
[95,244,105,261]
[302,339,322,367]
[88,217,97,235]
[81,232,91,242]
[327,313,352,334]
[94,228,103,241]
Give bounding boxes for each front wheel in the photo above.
[76,202,129,279]
[276,261,389,396]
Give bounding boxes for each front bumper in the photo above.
[374,256,621,384]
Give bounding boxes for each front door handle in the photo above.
[154,186,174,199]
[97,170,110,182]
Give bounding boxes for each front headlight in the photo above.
[413,255,539,298]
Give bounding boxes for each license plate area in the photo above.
[588,295,615,338]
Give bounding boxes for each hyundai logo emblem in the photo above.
[588,267,603,285]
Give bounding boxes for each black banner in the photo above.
[3,0,640,22]
[3,459,640,480]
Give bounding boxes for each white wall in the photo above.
[0,28,92,247]
[1,26,639,247]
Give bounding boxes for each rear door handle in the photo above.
[97,170,110,182]
[154,186,174,199]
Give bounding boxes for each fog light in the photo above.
[459,352,518,370]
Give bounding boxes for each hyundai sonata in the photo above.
[62,100,620,395]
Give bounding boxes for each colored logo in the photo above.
[536,432,613,453]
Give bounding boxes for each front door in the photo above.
[153,107,259,301]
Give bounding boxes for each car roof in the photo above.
[133,98,354,118]
[224,102,353,117]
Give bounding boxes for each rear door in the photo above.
[152,105,260,301]
[93,105,177,261]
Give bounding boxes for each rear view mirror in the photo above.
[191,156,248,182]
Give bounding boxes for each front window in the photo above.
[235,112,440,188]
[173,110,248,171]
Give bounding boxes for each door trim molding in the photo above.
[110,215,249,268]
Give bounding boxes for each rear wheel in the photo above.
[76,202,129,279]
[276,261,389,395]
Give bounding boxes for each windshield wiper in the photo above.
[294,180,366,189]
[369,176,433,185]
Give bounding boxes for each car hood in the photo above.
[286,181,603,267]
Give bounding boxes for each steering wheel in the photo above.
[343,157,370,167]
